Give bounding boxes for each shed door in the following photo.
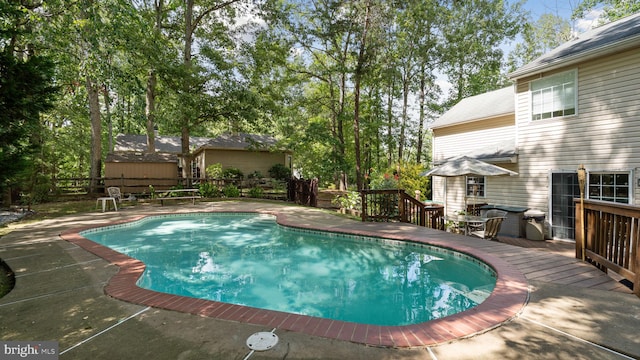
[550,172,580,240]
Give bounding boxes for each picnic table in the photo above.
[152,188,201,206]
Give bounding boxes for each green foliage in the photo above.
[199,182,221,198]
[247,186,264,198]
[572,0,640,23]
[222,167,244,179]
[331,191,361,210]
[205,163,224,178]
[248,171,264,179]
[222,184,240,198]
[268,163,291,181]
[369,171,399,190]
[20,174,52,206]
[0,51,56,195]
[368,162,431,199]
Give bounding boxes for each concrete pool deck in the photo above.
[1,200,639,359]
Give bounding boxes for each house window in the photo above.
[531,70,576,120]
[588,173,630,204]
[466,176,485,197]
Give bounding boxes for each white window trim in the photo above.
[586,170,633,204]
[528,69,578,122]
[466,176,486,198]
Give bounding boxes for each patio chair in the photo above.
[96,187,120,212]
[470,217,505,240]
[107,187,122,203]
[485,209,507,218]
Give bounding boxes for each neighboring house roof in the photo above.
[114,134,210,153]
[105,152,178,163]
[114,133,280,154]
[429,86,514,129]
[193,133,281,153]
[509,12,640,79]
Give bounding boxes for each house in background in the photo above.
[192,133,292,181]
[105,133,291,193]
[429,86,518,217]
[429,12,640,240]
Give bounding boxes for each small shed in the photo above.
[104,152,179,193]
[192,133,292,179]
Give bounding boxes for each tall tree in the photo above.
[440,0,524,105]
[0,2,57,201]
[573,0,640,22]
[507,13,572,72]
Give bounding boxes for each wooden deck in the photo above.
[496,236,633,294]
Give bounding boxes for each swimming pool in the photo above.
[80,213,496,326]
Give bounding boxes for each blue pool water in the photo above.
[81,213,496,326]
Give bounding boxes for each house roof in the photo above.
[105,152,178,163]
[509,12,640,79]
[114,133,280,154]
[114,134,211,153]
[194,133,280,152]
[429,86,514,129]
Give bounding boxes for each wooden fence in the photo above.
[361,189,444,230]
[51,177,288,199]
[575,199,640,296]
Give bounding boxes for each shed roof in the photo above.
[194,133,279,152]
[105,152,178,163]
[509,12,640,79]
[114,133,280,154]
[429,86,514,129]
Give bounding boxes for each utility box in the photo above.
[480,205,529,238]
[524,210,546,241]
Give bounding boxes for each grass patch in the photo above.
[0,200,97,237]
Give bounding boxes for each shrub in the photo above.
[222,167,243,179]
[331,191,361,210]
[247,171,263,179]
[268,163,291,181]
[205,163,223,178]
[199,182,220,198]
[247,186,264,198]
[222,184,240,198]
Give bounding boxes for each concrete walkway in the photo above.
[1,201,639,359]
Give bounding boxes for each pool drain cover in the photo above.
[246,331,279,351]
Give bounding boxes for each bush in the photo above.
[199,182,220,198]
[247,186,264,198]
[268,163,291,181]
[222,184,240,198]
[205,163,223,178]
[331,191,361,210]
[247,171,263,179]
[222,167,243,179]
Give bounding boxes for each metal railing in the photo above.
[361,189,444,230]
[575,199,640,296]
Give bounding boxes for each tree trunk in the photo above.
[353,0,372,191]
[87,77,101,194]
[181,0,195,183]
[399,80,409,162]
[146,69,156,153]
[416,69,425,164]
[103,86,112,152]
[386,80,394,167]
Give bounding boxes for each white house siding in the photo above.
[514,47,640,219]
[432,115,514,163]
[431,115,518,215]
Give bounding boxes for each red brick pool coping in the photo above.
[60,211,529,348]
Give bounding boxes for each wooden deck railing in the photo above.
[575,199,640,296]
[361,189,444,230]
